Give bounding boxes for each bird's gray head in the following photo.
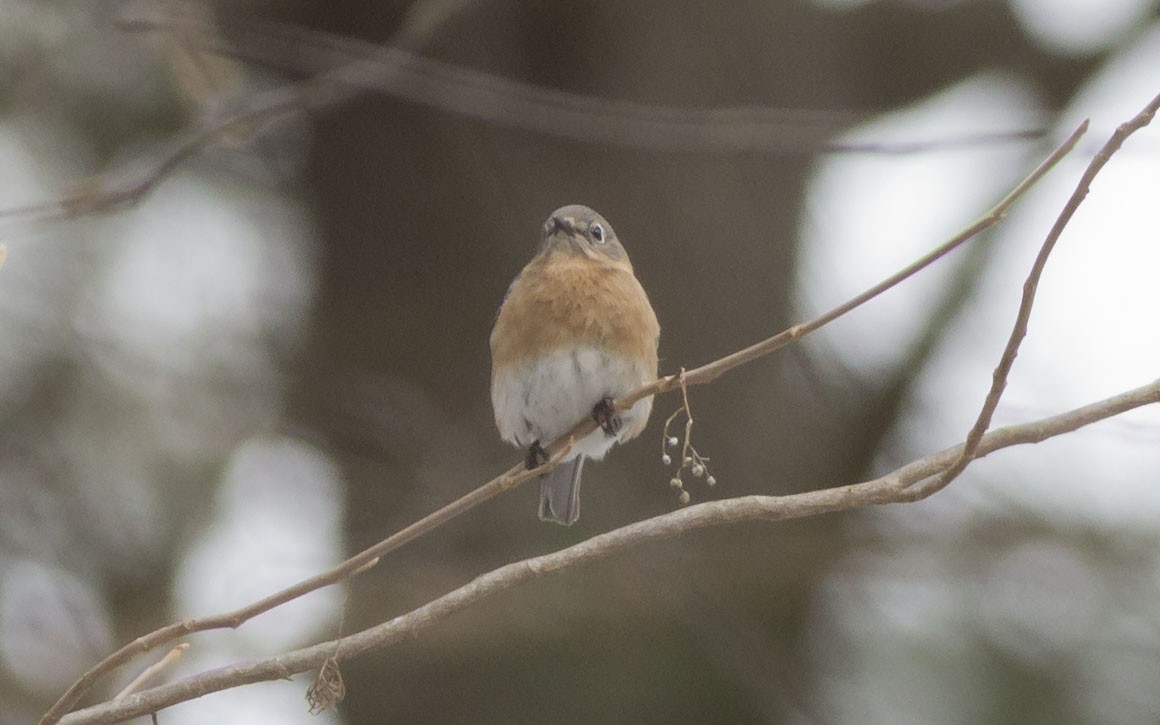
[539,204,628,263]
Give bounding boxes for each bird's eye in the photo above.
[590,223,605,244]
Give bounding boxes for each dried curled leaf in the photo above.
[305,656,346,714]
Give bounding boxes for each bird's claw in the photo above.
[526,441,550,470]
[592,396,621,437]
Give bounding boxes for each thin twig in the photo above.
[39,121,1084,725]
[615,118,1087,411]
[904,91,1160,501]
[113,644,189,701]
[57,377,1160,725]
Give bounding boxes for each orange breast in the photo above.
[491,254,660,378]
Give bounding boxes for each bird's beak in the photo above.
[548,214,577,235]
[546,215,584,253]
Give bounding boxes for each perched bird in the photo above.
[490,205,660,525]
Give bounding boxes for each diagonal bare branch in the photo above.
[904,90,1160,501]
[58,377,1160,725]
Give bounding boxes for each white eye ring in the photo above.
[590,223,606,244]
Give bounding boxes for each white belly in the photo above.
[492,346,652,460]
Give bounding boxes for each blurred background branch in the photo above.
[3,2,1055,227]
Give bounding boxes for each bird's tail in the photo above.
[539,458,584,525]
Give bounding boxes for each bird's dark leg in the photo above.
[592,396,621,437]
[526,441,550,470]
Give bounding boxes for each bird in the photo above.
[490,205,660,525]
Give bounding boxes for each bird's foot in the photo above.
[592,396,622,437]
[526,441,550,470]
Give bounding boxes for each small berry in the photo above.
[706,475,717,486]
[661,453,672,466]
[666,436,679,448]
[669,477,683,489]
[679,491,691,505]
[683,457,693,467]
[691,463,705,477]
